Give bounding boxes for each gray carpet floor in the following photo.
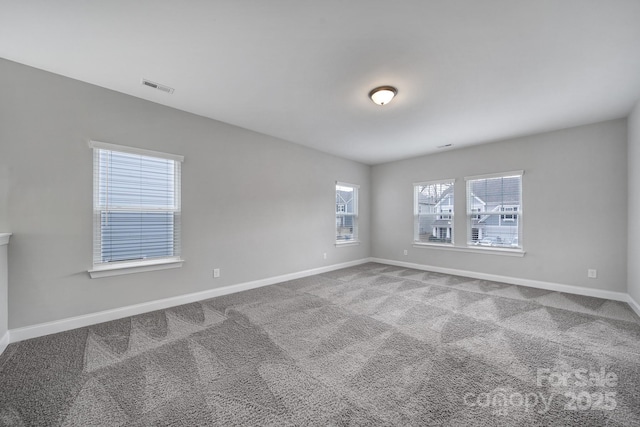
[1,262,639,426]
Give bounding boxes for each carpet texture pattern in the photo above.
[1,263,639,426]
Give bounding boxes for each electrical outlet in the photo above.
[323,253,327,260]
[404,249,408,256]
[587,269,597,279]
[213,268,220,278]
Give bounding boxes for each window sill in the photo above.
[413,243,525,257]
[88,258,184,278]
[0,233,11,246]
[335,240,361,247]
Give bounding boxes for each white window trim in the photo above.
[413,243,525,257]
[336,181,360,189]
[465,170,524,251]
[413,178,457,187]
[88,257,184,278]
[89,140,184,162]
[335,181,360,245]
[413,179,456,246]
[88,140,185,278]
[464,170,524,182]
[335,241,360,247]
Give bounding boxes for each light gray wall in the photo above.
[372,120,628,292]
[0,59,370,329]
[0,243,7,340]
[0,166,7,232]
[628,101,640,304]
[0,55,633,331]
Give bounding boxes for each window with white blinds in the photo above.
[414,179,455,245]
[336,182,359,243]
[91,141,183,267]
[466,171,523,249]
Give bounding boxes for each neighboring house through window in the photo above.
[414,179,455,245]
[500,205,518,222]
[90,141,183,274]
[465,171,523,249]
[336,182,359,243]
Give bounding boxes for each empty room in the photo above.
[1,1,640,425]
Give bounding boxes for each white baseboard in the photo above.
[8,258,372,344]
[370,258,630,303]
[627,294,640,317]
[7,257,637,347]
[0,331,9,355]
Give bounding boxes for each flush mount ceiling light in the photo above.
[369,86,397,106]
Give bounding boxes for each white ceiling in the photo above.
[2,0,640,165]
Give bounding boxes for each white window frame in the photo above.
[413,179,455,247]
[465,170,523,251]
[335,181,359,246]
[88,141,184,278]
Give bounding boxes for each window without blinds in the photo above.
[336,182,359,243]
[414,180,455,245]
[92,143,182,266]
[466,172,522,249]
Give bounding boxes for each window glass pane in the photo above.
[94,147,181,265]
[98,151,176,209]
[336,183,358,242]
[467,174,522,248]
[414,181,454,244]
[101,212,175,262]
[336,214,356,241]
[336,185,355,214]
[468,175,521,213]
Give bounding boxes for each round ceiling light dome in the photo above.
[369,86,397,106]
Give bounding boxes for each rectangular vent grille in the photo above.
[142,79,174,94]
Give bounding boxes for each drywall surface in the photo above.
[0,59,370,328]
[372,120,628,292]
[0,242,7,342]
[628,101,640,304]
[0,163,7,232]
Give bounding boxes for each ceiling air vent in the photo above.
[141,79,174,94]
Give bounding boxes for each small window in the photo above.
[466,171,522,249]
[414,179,455,245]
[91,141,183,270]
[500,205,519,222]
[336,182,359,243]
[439,208,452,220]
